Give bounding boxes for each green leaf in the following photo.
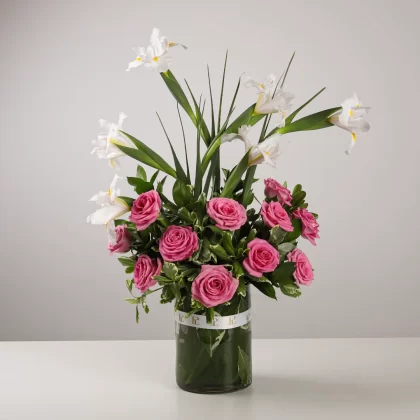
[150,170,159,185]
[222,75,242,129]
[197,329,226,358]
[221,151,250,197]
[209,244,231,261]
[286,87,326,125]
[126,279,134,292]
[124,297,140,304]
[125,266,134,274]
[237,277,246,297]
[207,65,216,138]
[172,179,193,207]
[160,285,175,304]
[238,347,252,386]
[221,232,235,255]
[251,281,277,299]
[271,262,296,286]
[232,260,245,279]
[278,242,296,260]
[224,104,255,136]
[161,71,195,122]
[127,177,154,195]
[292,191,306,207]
[176,104,191,180]
[135,305,139,323]
[117,132,177,178]
[177,207,195,223]
[194,106,204,200]
[184,80,211,145]
[156,176,167,194]
[136,165,147,181]
[153,275,175,284]
[118,257,135,267]
[217,50,228,132]
[156,113,189,184]
[284,219,302,242]
[293,184,302,194]
[163,262,178,280]
[269,226,288,247]
[278,107,342,135]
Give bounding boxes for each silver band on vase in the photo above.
[175,308,252,330]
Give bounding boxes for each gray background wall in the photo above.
[1,0,419,341]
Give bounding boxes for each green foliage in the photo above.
[172,179,194,207]
[251,281,277,299]
[238,347,252,385]
[271,262,301,298]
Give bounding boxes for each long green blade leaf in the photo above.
[217,50,228,132]
[177,103,190,180]
[184,80,211,145]
[118,131,177,177]
[286,87,326,125]
[207,65,216,138]
[221,151,250,198]
[281,51,295,88]
[156,113,189,184]
[194,103,205,199]
[161,71,196,122]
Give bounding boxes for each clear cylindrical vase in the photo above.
[175,288,252,394]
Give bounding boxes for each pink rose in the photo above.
[261,201,294,231]
[293,208,320,246]
[264,178,292,206]
[243,238,280,278]
[107,224,132,255]
[130,190,161,231]
[134,255,162,293]
[206,197,247,231]
[192,265,239,308]
[159,225,199,262]
[287,248,314,286]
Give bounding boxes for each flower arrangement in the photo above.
[87,27,370,392]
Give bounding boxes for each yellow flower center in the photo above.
[168,42,175,47]
[349,109,354,117]
[135,57,142,61]
[258,83,265,90]
[153,56,159,62]
[351,132,357,142]
[281,111,287,119]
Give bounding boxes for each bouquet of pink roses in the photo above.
[88,28,370,393]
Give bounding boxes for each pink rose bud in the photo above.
[107,224,132,255]
[287,248,314,286]
[261,201,294,231]
[264,178,292,206]
[192,265,239,308]
[159,225,199,262]
[293,208,320,246]
[206,197,247,231]
[130,190,161,231]
[243,238,280,278]
[134,255,162,293]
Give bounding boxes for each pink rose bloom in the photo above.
[287,248,314,286]
[130,190,161,231]
[134,255,162,293]
[264,178,292,206]
[107,224,132,255]
[293,208,320,246]
[243,238,280,278]
[261,201,294,231]
[192,265,239,308]
[206,197,247,231]
[159,225,199,262]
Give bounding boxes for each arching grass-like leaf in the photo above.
[286,87,326,125]
[118,131,177,178]
[221,151,250,198]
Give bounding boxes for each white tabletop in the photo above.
[1,338,419,419]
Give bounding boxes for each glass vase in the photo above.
[175,287,252,394]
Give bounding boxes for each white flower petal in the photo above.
[87,203,128,225]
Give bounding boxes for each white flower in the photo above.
[91,112,131,171]
[126,28,187,73]
[243,74,295,120]
[221,125,289,168]
[221,125,252,150]
[248,134,290,167]
[87,175,130,225]
[329,93,371,154]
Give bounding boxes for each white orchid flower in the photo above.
[126,28,187,73]
[329,93,371,154]
[87,175,130,225]
[221,125,289,168]
[243,74,295,119]
[91,112,131,171]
